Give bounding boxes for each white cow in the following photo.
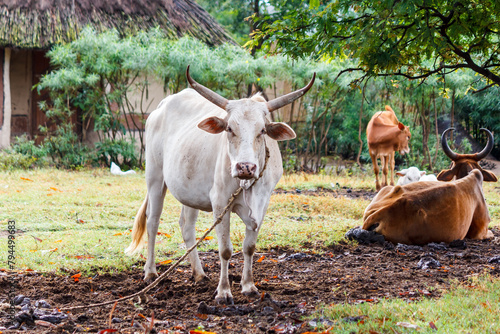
[126,66,315,304]
[396,166,437,185]
[419,174,438,182]
[396,167,425,185]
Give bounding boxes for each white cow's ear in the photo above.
[266,122,296,141]
[198,116,226,134]
[396,169,407,176]
[420,171,426,176]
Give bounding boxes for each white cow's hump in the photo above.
[164,88,225,119]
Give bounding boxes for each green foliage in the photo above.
[10,135,48,160]
[0,152,37,171]
[41,124,92,169]
[253,0,500,86]
[94,138,138,169]
[2,136,49,170]
[33,25,497,173]
[455,85,500,156]
[196,0,254,45]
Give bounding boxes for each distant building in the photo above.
[0,0,234,147]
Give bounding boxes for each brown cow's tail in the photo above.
[125,195,148,255]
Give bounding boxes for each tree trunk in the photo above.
[450,90,455,142]
[356,83,367,166]
[420,95,431,167]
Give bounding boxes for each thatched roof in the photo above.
[0,0,236,49]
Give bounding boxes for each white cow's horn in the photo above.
[267,72,316,112]
[186,65,228,110]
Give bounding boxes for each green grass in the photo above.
[0,168,499,273]
[311,275,500,333]
[0,169,377,274]
[1,168,499,333]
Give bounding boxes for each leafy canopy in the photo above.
[252,0,500,86]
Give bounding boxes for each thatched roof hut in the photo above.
[0,0,234,49]
[0,0,235,147]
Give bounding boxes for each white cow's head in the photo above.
[396,166,426,185]
[187,66,315,180]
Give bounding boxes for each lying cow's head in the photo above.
[437,127,498,182]
[396,166,426,185]
[186,65,315,180]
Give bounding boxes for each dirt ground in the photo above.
[2,185,500,334]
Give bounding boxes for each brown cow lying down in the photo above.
[362,169,493,245]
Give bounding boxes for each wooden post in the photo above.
[1,48,11,148]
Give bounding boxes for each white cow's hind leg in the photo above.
[144,178,167,282]
[241,227,259,298]
[179,206,207,282]
[215,213,233,304]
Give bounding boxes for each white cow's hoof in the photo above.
[215,291,234,305]
[193,273,209,283]
[144,272,159,283]
[242,290,260,300]
[242,286,259,299]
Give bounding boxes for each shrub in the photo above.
[0,152,37,170]
[94,138,138,168]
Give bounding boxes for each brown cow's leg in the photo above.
[389,152,395,186]
[369,152,381,190]
[381,155,389,188]
[467,208,494,240]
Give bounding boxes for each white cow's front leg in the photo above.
[241,226,260,298]
[215,213,233,304]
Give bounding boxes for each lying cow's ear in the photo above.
[420,171,426,176]
[396,169,407,176]
[198,117,226,134]
[481,170,498,182]
[398,122,405,131]
[266,122,296,141]
[437,169,455,181]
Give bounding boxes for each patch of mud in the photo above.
[1,229,499,333]
[274,187,376,200]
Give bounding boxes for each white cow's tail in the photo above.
[125,195,148,255]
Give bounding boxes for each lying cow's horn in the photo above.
[267,73,316,112]
[475,128,494,160]
[186,65,228,110]
[441,128,459,161]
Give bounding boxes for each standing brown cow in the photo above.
[366,106,411,190]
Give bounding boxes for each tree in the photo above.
[196,0,257,45]
[252,0,500,88]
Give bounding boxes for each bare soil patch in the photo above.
[2,228,500,333]
[273,187,376,201]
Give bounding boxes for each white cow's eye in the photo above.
[227,126,233,133]
[260,129,266,135]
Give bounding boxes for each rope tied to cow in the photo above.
[60,144,270,311]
